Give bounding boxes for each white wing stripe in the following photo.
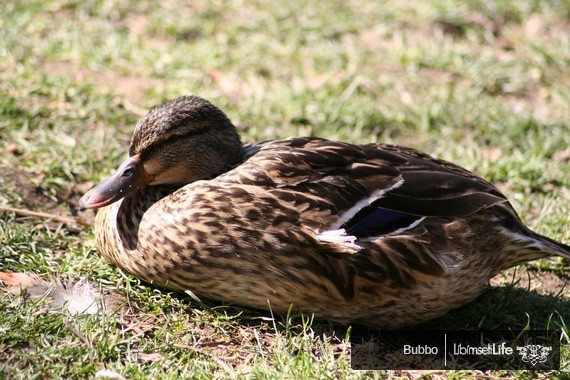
[330,177,405,229]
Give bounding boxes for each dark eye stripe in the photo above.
[140,128,205,161]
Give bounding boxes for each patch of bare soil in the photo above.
[0,166,59,211]
[0,165,93,227]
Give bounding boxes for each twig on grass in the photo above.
[0,205,91,227]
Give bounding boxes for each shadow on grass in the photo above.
[415,285,569,331]
[162,282,569,335]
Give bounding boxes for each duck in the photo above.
[79,95,570,328]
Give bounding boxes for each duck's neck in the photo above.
[94,185,177,264]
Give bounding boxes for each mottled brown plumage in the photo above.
[79,95,570,328]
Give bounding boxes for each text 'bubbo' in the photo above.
[403,345,439,355]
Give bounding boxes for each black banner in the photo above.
[351,330,561,370]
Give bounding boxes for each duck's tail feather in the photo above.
[530,230,570,259]
[493,202,569,264]
[504,226,570,266]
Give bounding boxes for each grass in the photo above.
[1,0,569,378]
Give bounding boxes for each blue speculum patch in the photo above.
[344,206,422,237]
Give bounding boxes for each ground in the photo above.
[0,0,569,378]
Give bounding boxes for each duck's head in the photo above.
[79,95,243,210]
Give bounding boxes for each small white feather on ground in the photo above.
[0,272,121,315]
[94,369,127,379]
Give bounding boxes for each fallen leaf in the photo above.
[525,14,544,39]
[138,352,165,362]
[208,68,246,97]
[553,148,570,161]
[7,143,20,155]
[0,272,41,292]
[480,148,502,161]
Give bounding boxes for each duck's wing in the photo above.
[210,137,511,293]
[375,144,508,217]
[220,137,508,233]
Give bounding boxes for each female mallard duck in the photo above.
[79,95,569,328]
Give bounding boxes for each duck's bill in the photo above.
[79,154,146,210]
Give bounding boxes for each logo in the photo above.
[516,344,552,366]
[351,330,560,370]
